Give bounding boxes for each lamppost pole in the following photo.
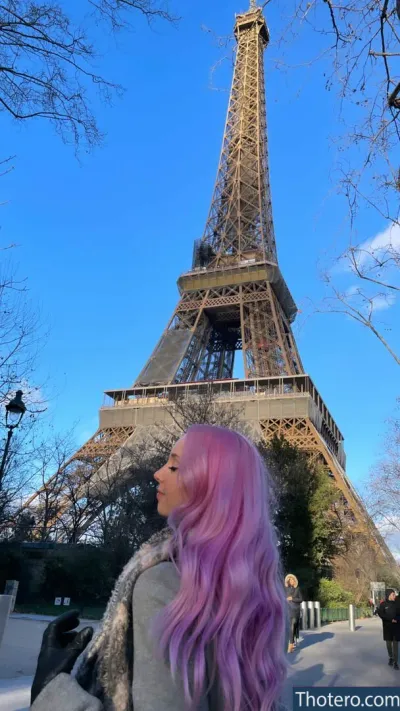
[0,429,13,485]
[0,390,26,489]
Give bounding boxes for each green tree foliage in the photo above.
[40,548,116,604]
[263,437,343,595]
[309,467,345,568]
[317,578,354,608]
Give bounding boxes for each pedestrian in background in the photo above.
[285,574,303,653]
[377,589,400,670]
[30,425,287,711]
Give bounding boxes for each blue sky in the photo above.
[1,1,399,523]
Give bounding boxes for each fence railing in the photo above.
[320,607,373,623]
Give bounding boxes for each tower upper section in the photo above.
[194,6,277,271]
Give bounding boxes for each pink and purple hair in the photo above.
[154,424,287,710]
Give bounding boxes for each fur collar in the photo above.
[73,527,173,711]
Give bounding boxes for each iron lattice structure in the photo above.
[17,4,395,563]
[136,8,302,385]
[203,10,276,263]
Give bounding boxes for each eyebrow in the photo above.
[170,453,179,461]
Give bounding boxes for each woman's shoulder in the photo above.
[134,561,180,603]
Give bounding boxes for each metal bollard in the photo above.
[4,580,19,613]
[300,601,308,630]
[0,595,12,648]
[307,601,315,630]
[349,604,356,632]
[314,601,321,629]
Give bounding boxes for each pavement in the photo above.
[0,614,100,711]
[283,617,400,706]
[0,615,398,710]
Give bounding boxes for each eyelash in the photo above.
[169,466,178,472]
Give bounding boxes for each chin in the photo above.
[157,502,169,518]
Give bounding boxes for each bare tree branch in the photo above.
[315,277,400,365]
[316,217,399,363]
[90,0,178,30]
[273,0,399,225]
[0,155,15,180]
[365,406,400,540]
[0,1,178,149]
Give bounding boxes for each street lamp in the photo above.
[0,390,26,485]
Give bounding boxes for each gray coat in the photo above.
[31,562,221,711]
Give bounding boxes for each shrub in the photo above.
[0,546,33,603]
[40,548,115,604]
[317,578,354,608]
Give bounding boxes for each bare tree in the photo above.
[315,215,400,365]
[279,0,400,361]
[339,239,400,295]
[365,407,400,536]
[274,0,400,363]
[21,390,246,545]
[0,424,43,535]
[276,0,399,224]
[14,430,163,545]
[0,160,44,404]
[82,391,245,548]
[0,156,14,184]
[0,0,178,149]
[0,257,47,520]
[86,451,165,560]
[152,387,247,458]
[26,438,112,544]
[92,0,178,30]
[56,469,101,544]
[334,525,400,602]
[0,161,47,527]
[317,278,400,366]
[334,532,382,604]
[0,265,43,405]
[6,431,76,541]
[66,440,158,547]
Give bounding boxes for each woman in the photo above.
[284,574,302,653]
[31,425,287,711]
[377,589,400,670]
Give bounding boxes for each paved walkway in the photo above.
[0,614,100,680]
[0,614,100,711]
[0,615,398,710]
[283,617,399,706]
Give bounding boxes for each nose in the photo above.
[154,467,162,484]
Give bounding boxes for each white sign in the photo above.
[54,597,62,606]
[371,582,385,591]
[63,597,71,606]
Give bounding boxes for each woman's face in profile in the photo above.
[154,437,186,517]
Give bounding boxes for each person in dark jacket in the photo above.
[285,574,303,653]
[377,589,400,670]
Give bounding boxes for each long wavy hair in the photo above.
[152,424,287,710]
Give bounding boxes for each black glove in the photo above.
[31,609,93,705]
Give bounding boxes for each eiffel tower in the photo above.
[21,2,393,560]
